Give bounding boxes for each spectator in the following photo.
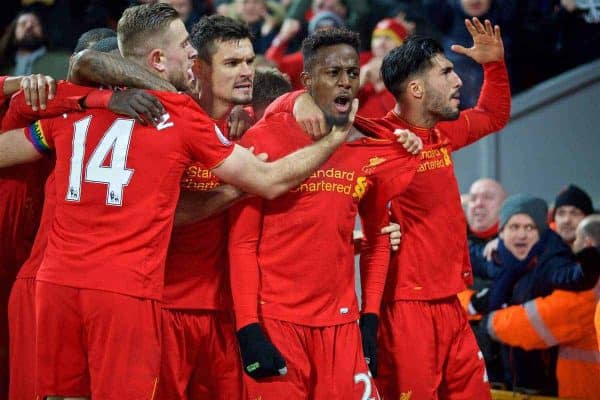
[265,10,345,89]
[554,0,600,71]
[357,17,409,118]
[553,184,595,247]
[460,178,507,382]
[470,194,599,394]
[485,214,600,399]
[423,0,518,108]
[271,0,368,53]
[230,0,285,54]
[0,10,70,79]
[159,0,201,32]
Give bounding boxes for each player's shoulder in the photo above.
[243,111,302,147]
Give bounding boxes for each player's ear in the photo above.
[408,79,423,99]
[300,72,312,92]
[148,48,166,73]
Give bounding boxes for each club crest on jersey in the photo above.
[362,156,386,174]
[215,125,231,146]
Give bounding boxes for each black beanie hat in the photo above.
[554,184,593,216]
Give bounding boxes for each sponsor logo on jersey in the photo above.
[352,176,368,200]
[362,156,387,174]
[417,146,452,173]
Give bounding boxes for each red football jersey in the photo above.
[162,117,231,310]
[0,81,92,279]
[25,91,234,300]
[229,110,418,328]
[355,61,511,302]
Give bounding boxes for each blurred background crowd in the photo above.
[1,0,599,112]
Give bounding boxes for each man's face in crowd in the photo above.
[501,214,540,261]
[555,205,586,244]
[199,37,256,106]
[307,43,359,127]
[238,0,267,24]
[467,179,505,232]
[161,18,198,91]
[460,0,492,17]
[15,13,44,51]
[422,53,462,121]
[371,34,398,59]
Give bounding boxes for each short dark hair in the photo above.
[73,28,116,54]
[90,36,119,53]
[301,28,360,72]
[117,3,179,58]
[252,67,292,111]
[381,36,444,98]
[190,15,253,63]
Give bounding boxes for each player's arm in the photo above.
[0,127,44,168]
[212,100,358,200]
[69,49,176,92]
[173,184,245,226]
[357,188,395,378]
[444,18,511,149]
[228,199,287,379]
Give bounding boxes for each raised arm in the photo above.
[441,18,511,149]
[69,49,176,92]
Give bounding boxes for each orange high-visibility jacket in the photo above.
[487,285,600,400]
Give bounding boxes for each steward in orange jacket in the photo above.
[486,280,600,399]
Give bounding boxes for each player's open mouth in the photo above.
[234,82,252,92]
[334,94,351,113]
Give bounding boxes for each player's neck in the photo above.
[394,102,437,130]
[198,92,231,120]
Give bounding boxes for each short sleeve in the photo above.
[184,102,235,169]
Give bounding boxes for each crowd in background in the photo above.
[0,1,599,399]
[1,0,600,109]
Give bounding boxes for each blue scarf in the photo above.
[488,230,551,311]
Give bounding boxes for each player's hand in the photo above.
[329,99,359,144]
[20,74,56,111]
[483,237,499,261]
[382,222,401,251]
[451,18,504,64]
[359,313,379,377]
[108,89,166,126]
[294,92,328,139]
[237,323,287,380]
[394,129,422,155]
[228,105,255,140]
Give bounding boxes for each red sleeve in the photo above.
[438,61,511,151]
[262,89,305,119]
[358,187,392,316]
[228,197,263,329]
[24,119,55,154]
[184,99,235,169]
[1,81,92,130]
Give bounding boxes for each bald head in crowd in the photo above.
[573,214,600,253]
[467,178,507,234]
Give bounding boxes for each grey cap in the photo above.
[308,11,345,34]
[499,194,549,233]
